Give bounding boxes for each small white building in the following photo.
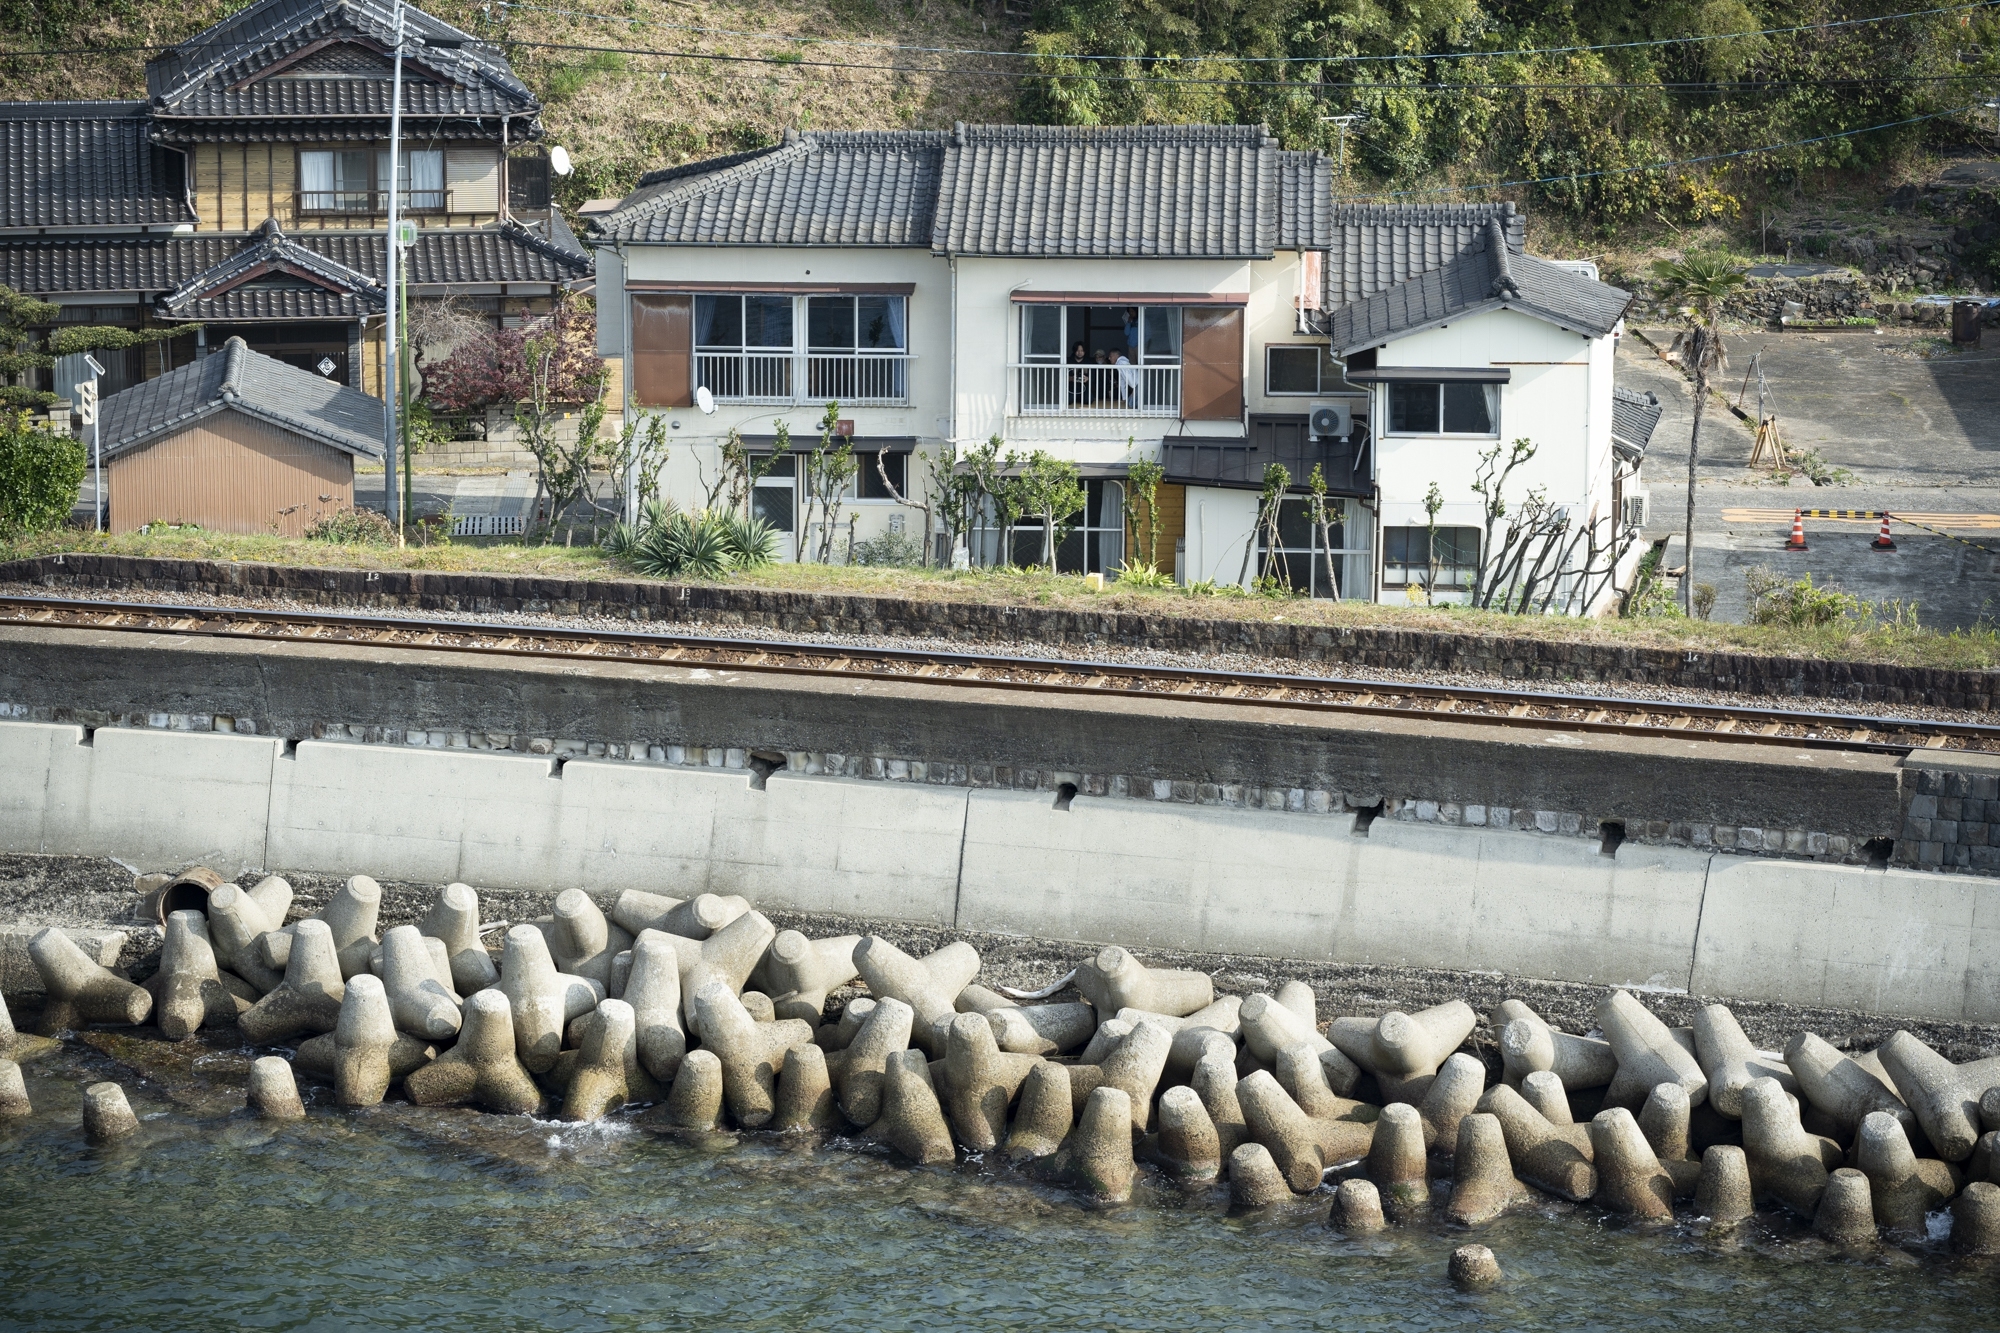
[587,123,1657,609]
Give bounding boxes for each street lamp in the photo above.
[76,352,106,531]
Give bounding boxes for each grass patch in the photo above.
[9,529,2000,675]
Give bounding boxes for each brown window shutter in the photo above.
[630,294,692,407]
[1181,307,1244,421]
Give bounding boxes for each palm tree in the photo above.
[1650,252,1747,613]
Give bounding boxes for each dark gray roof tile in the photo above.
[0,102,196,231]
[1322,202,1526,309]
[98,335,384,459]
[1612,385,1664,461]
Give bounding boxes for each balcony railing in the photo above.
[296,189,450,215]
[694,351,911,405]
[1015,362,1181,417]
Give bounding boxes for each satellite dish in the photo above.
[694,385,716,415]
[549,146,573,177]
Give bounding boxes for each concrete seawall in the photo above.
[4,717,1995,1024]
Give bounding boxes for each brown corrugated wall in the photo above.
[108,410,355,537]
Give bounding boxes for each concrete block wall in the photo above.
[5,718,1997,1024]
[1896,753,2000,873]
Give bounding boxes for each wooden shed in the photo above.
[96,336,384,536]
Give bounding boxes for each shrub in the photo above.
[852,530,928,567]
[1745,568,1862,628]
[304,507,397,545]
[1113,560,1175,588]
[0,411,86,537]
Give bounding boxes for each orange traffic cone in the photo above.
[1785,508,1808,551]
[1871,512,1897,552]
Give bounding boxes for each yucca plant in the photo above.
[631,510,731,579]
[718,513,779,568]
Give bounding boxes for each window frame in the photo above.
[1264,343,1341,396]
[1381,525,1483,589]
[1381,381,1501,438]
[296,146,447,214]
[849,449,909,502]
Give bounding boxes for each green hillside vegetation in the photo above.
[1,0,1994,253]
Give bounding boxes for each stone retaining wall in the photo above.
[4,553,1997,711]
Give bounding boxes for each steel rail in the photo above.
[3,592,1996,756]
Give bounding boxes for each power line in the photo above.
[489,0,2000,65]
[1359,104,1976,198]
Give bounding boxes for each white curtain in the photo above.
[884,296,906,351]
[410,150,444,195]
[299,151,334,196]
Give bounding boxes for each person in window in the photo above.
[1092,348,1112,406]
[1070,341,1089,406]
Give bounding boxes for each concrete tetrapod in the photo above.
[1332,1179,1386,1232]
[1077,1019,1132,1066]
[1240,992,1335,1063]
[1600,990,1708,1111]
[986,1002,1097,1057]
[28,927,152,1034]
[0,990,14,1059]
[1814,1168,1879,1246]
[694,982,815,1130]
[418,883,498,993]
[941,1012,1041,1151]
[660,1049,724,1132]
[1098,1018,1174,1133]
[1060,1085,1137,1201]
[1366,1103,1431,1218]
[0,1059,30,1117]
[83,1081,138,1141]
[333,974,397,1108]
[1877,1030,2000,1163]
[379,926,462,1041]
[1445,1112,1534,1226]
[1696,1144,1755,1226]
[263,876,381,980]
[1492,1000,1615,1091]
[670,911,778,1027]
[1638,1082,1702,1198]
[1005,1060,1074,1162]
[294,1031,435,1084]
[1984,1087,2000,1135]
[1785,1032,1920,1145]
[1329,1002,1477,1104]
[1693,1004,1796,1119]
[1476,1084,1597,1202]
[1237,1069,1328,1193]
[879,1049,956,1166]
[852,937,981,1058]
[1229,1142,1293,1208]
[773,1042,840,1133]
[1970,1131,2000,1186]
[1449,1245,1503,1290]
[205,876,293,994]
[1951,1180,2000,1254]
[624,931,687,1084]
[1274,1043,1375,1135]
[247,1055,305,1120]
[837,996,915,1128]
[1152,1084,1222,1181]
[498,925,604,1074]
[562,999,654,1121]
[238,920,345,1044]
[1589,1107,1675,1220]
[1075,946,1213,1019]
[820,997,874,1052]
[404,990,543,1116]
[1193,1053,1249,1158]
[759,931,861,1025]
[550,889,632,990]
[1852,1110,1959,1234]
[1741,1076,1830,1217]
[147,910,243,1040]
[611,889,749,940]
[1520,1071,1575,1127]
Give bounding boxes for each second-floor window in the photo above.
[693,293,908,404]
[1266,344,1343,395]
[1385,381,1498,436]
[1018,304,1183,415]
[298,148,445,213]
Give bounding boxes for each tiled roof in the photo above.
[1611,385,1664,462]
[161,219,385,318]
[0,223,589,300]
[592,131,947,246]
[0,102,196,231]
[932,123,1285,257]
[145,0,536,124]
[1325,217,1629,353]
[591,123,1337,258]
[1322,203,1527,310]
[98,335,384,459]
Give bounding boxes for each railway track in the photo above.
[3,592,1996,756]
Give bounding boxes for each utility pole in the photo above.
[78,353,105,530]
[1321,113,1368,193]
[383,0,406,537]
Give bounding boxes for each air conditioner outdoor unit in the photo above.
[1308,400,1353,440]
[1621,493,1648,530]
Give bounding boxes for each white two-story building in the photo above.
[587,123,1658,608]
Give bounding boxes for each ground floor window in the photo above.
[1383,525,1481,590]
[1257,497,1374,598]
[970,478,1125,573]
